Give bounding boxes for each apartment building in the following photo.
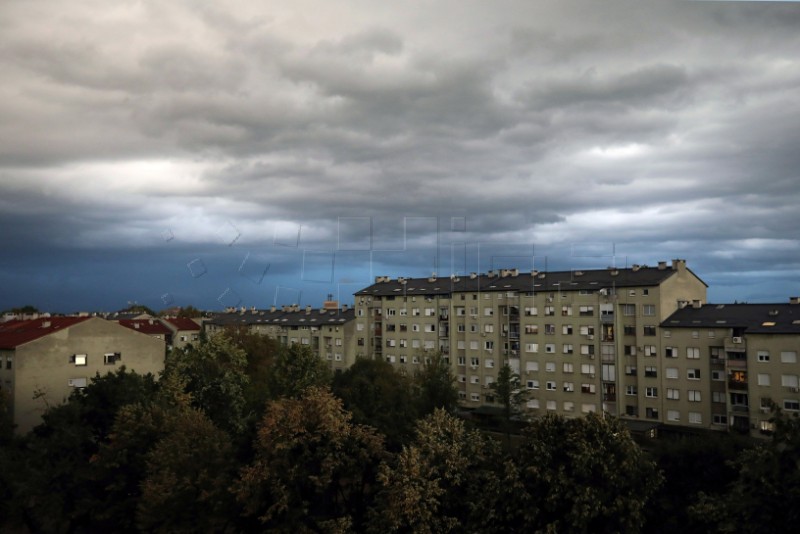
[204,304,356,371]
[354,259,707,423]
[0,317,165,434]
[660,300,800,438]
[159,317,202,349]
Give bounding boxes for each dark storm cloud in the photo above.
[1,0,799,309]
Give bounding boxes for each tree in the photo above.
[175,305,203,318]
[225,327,282,413]
[691,408,800,533]
[164,333,250,435]
[332,357,417,449]
[510,413,662,533]
[235,387,386,532]
[370,409,506,533]
[490,363,527,447]
[267,344,332,400]
[412,350,458,417]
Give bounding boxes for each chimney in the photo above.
[428,274,437,282]
[375,276,383,283]
[470,272,478,279]
[270,305,276,313]
[341,304,349,312]
[531,269,539,277]
[134,323,140,329]
[658,261,667,270]
[609,267,619,276]
[631,265,640,272]
[790,297,800,305]
[305,305,312,315]
[672,259,686,271]
[41,320,51,328]
[678,300,688,309]
[692,299,702,309]
[487,270,496,278]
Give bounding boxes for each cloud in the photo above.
[1,0,799,310]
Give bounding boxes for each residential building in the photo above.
[159,317,202,349]
[204,304,356,371]
[354,259,708,424]
[0,317,165,434]
[660,299,800,437]
[117,318,172,344]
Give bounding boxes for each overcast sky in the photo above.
[1,0,799,312]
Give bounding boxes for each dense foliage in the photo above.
[2,331,775,532]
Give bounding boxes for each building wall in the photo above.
[11,317,165,434]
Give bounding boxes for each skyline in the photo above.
[2,0,800,312]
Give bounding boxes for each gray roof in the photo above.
[663,303,800,334]
[206,307,355,328]
[356,265,701,298]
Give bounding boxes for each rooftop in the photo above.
[663,301,800,334]
[0,317,91,349]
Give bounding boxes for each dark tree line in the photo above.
[2,329,789,533]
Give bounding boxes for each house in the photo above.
[0,316,165,434]
[159,317,202,349]
[117,319,172,344]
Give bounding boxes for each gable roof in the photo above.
[663,303,800,334]
[117,319,172,336]
[355,265,699,298]
[0,317,92,349]
[162,317,201,331]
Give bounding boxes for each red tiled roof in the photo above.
[163,317,201,331]
[118,319,172,336]
[0,317,92,349]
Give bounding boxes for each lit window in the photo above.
[71,354,87,366]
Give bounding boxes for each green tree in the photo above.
[267,344,332,399]
[691,408,800,533]
[510,413,662,533]
[412,350,458,417]
[370,409,506,533]
[164,333,250,435]
[235,387,386,532]
[490,363,527,447]
[332,357,417,449]
[136,405,238,532]
[225,327,282,413]
[175,305,203,318]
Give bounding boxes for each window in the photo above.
[663,330,671,338]
[624,345,636,356]
[387,308,396,316]
[470,357,480,367]
[781,351,798,364]
[457,356,466,366]
[712,391,726,403]
[713,414,728,425]
[470,341,478,350]
[664,368,677,380]
[644,366,657,378]
[412,339,421,348]
[545,344,555,353]
[562,344,574,354]
[563,362,574,373]
[692,330,699,339]
[687,369,701,380]
[623,325,636,336]
[485,358,495,368]
[711,370,724,381]
[579,305,594,316]
[399,355,407,364]
[470,323,478,333]
[643,325,657,336]
[625,365,637,376]
[581,344,595,356]
[622,304,635,316]
[687,347,700,359]
[71,354,87,366]
[665,347,677,358]
[546,381,557,391]
[643,304,656,316]
[757,373,771,386]
[688,390,702,402]
[525,325,539,334]
[581,403,596,414]
[470,393,481,402]
[544,306,555,316]
[563,401,575,412]
[562,305,572,316]
[667,388,680,400]
[386,355,396,363]
[781,375,799,388]
[626,385,637,396]
[525,306,538,316]
[5,355,12,370]
[783,399,800,411]
[644,345,657,356]
[525,343,539,353]
[646,407,659,419]
[562,324,573,335]
[757,351,770,362]
[357,323,364,331]
[545,324,555,335]
[581,383,596,394]
[483,307,493,317]
[688,412,702,424]
[470,375,480,384]
[581,363,595,375]
[484,341,494,351]
[484,324,494,333]
[645,387,658,398]
[68,377,88,388]
[546,362,556,373]
[103,352,121,365]
[563,382,574,392]
[546,400,557,411]
[579,325,595,336]
[525,361,539,372]
[667,410,680,422]
[424,324,436,333]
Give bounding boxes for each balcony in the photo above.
[731,404,749,413]
[728,379,748,391]
[600,313,615,324]
[724,337,746,352]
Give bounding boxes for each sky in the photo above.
[1,0,799,313]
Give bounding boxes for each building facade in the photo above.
[204,304,356,372]
[0,317,166,434]
[354,259,709,425]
